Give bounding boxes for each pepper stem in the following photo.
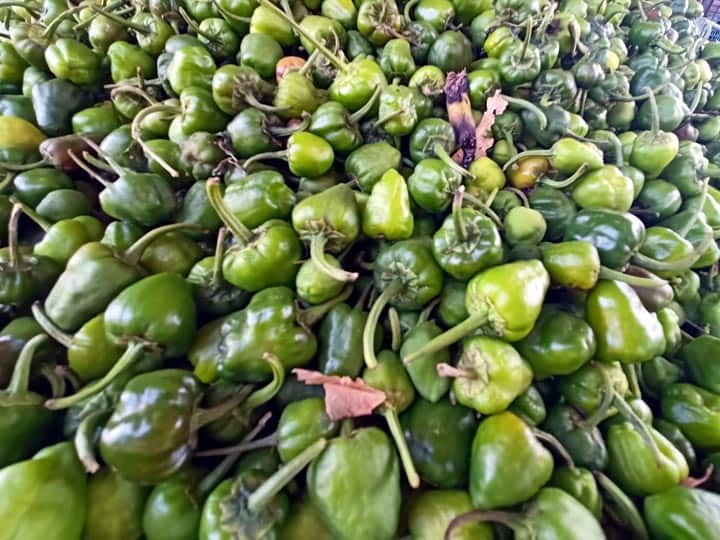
[110,85,158,106]
[196,412,274,497]
[124,223,200,265]
[310,235,359,283]
[0,172,14,193]
[297,285,353,327]
[46,342,146,410]
[540,163,589,189]
[580,364,617,430]
[689,85,704,114]
[244,353,285,410]
[131,104,181,178]
[623,363,641,400]
[520,16,533,59]
[66,150,111,187]
[678,179,708,238]
[632,230,712,272]
[463,193,504,229]
[597,266,669,288]
[194,432,278,458]
[211,0,252,23]
[388,307,402,351]
[178,7,220,42]
[403,311,488,365]
[444,510,528,540]
[268,113,311,137]
[594,471,650,540]
[452,186,468,242]
[502,149,553,172]
[349,85,382,124]
[612,391,664,466]
[382,407,420,488]
[363,280,403,369]
[6,334,47,394]
[90,4,151,33]
[260,0,347,71]
[0,1,40,16]
[7,204,21,268]
[42,4,86,39]
[205,178,253,243]
[434,144,473,179]
[11,198,50,232]
[31,302,73,348]
[211,227,228,287]
[241,148,288,170]
[532,428,576,469]
[505,186,530,207]
[81,137,126,177]
[646,88,660,134]
[191,389,258,432]
[436,363,477,379]
[501,95,548,130]
[74,410,110,473]
[247,438,328,513]
[0,159,49,172]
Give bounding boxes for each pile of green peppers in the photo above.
[5,0,720,537]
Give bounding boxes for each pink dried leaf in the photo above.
[292,369,387,421]
[474,90,509,157]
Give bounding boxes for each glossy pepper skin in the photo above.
[191,287,320,383]
[518,307,596,377]
[318,299,380,377]
[0,334,54,468]
[644,486,720,539]
[104,272,197,358]
[400,319,451,402]
[680,335,720,394]
[564,209,646,268]
[362,169,414,240]
[661,383,720,449]
[0,442,87,540]
[469,411,553,509]
[542,404,608,470]
[587,280,666,364]
[308,427,401,540]
[401,397,477,488]
[606,420,689,496]
[277,397,339,463]
[550,466,603,519]
[100,369,208,484]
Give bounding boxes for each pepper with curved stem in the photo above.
[260,0,387,112]
[41,4,87,40]
[74,409,110,473]
[505,186,530,207]
[539,163,589,189]
[205,178,302,291]
[532,428,576,470]
[388,307,402,351]
[381,405,420,488]
[131,104,181,178]
[580,369,663,465]
[45,342,146,410]
[89,4,151,35]
[433,143,473,179]
[596,266,669,288]
[177,7,222,45]
[402,260,549,364]
[203,353,285,443]
[110,85,158,107]
[462,192,504,229]
[363,281,403,369]
[568,133,624,168]
[0,0,40,17]
[501,95,548,129]
[632,229,714,273]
